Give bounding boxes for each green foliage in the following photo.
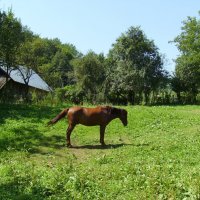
[73,51,106,103]
[0,9,26,101]
[173,12,200,103]
[107,26,168,104]
[44,42,80,88]
[64,85,85,104]
[0,9,25,69]
[1,9,199,105]
[54,85,84,105]
[0,104,200,199]
[19,37,79,89]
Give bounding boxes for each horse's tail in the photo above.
[47,108,69,126]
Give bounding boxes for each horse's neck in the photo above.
[109,114,119,122]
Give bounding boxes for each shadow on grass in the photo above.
[0,103,68,154]
[71,143,134,149]
[0,181,50,200]
[0,125,65,154]
[0,104,61,124]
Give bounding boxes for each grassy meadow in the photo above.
[0,104,200,199]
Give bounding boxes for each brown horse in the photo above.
[48,106,128,147]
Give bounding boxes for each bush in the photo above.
[54,85,85,105]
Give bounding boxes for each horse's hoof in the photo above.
[66,144,73,148]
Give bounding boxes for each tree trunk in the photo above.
[191,92,197,104]
[128,91,135,105]
[24,84,30,103]
[177,92,181,103]
[144,92,150,105]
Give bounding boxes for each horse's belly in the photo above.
[79,120,100,126]
[78,116,103,126]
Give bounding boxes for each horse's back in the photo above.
[67,106,108,126]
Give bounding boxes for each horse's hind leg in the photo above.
[100,125,106,146]
[66,124,75,147]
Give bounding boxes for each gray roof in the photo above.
[0,66,52,92]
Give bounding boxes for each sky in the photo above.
[1,0,200,72]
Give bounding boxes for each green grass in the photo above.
[0,104,200,199]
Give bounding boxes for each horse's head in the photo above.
[110,107,128,126]
[119,109,128,126]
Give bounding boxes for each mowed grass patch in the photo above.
[0,104,200,199]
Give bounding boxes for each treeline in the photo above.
[0,9,199,105]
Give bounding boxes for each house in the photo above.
[0,65,52,102]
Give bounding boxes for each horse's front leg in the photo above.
[100,125,106,146]
[66,124,75,147]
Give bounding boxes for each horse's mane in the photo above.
[104,106,121,115]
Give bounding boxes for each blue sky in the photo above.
[1,0,200,72]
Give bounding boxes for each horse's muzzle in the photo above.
[123,122,128,126]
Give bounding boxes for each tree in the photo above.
[16,31,45,101]
[171,74,187,103]
[0,9,25,79]
[73,51,106,102]
[173,12,200,103]
[48,43,80,87]
[17,32,80,90]
[107,26,166,104]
